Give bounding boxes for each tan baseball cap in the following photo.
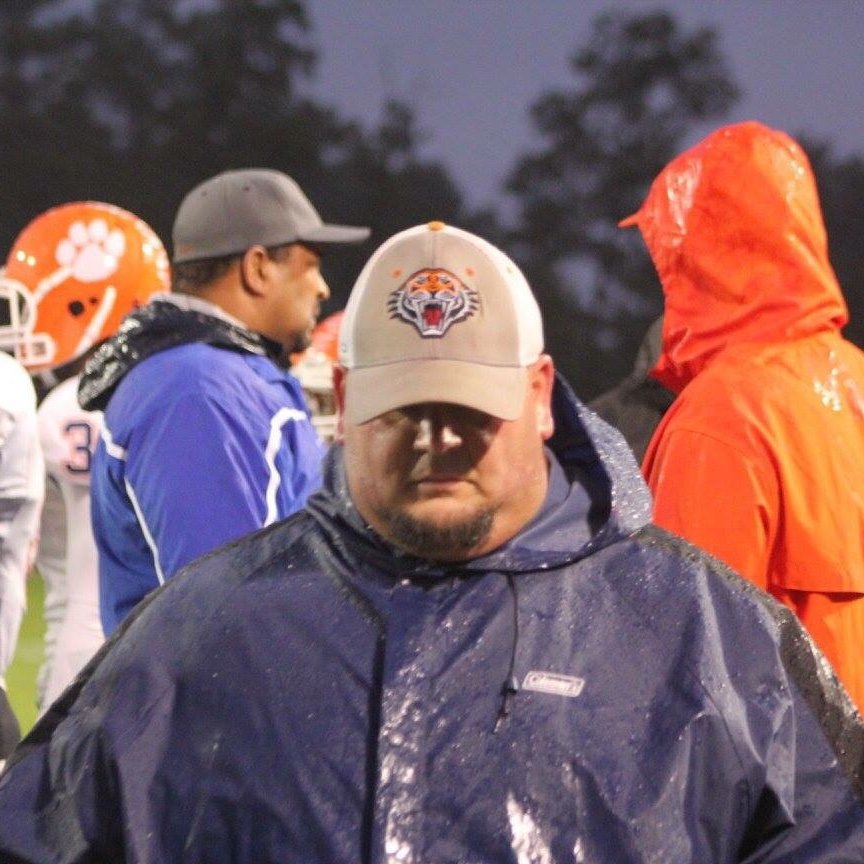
[339,221,544,424]
[172,168,370,263]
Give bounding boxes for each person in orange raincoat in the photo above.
[622,120,864,713]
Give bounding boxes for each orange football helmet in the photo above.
[291,311,342,442]
[1,201,170,370]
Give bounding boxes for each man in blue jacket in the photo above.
[77,168,369,634]
[1,222,862,861]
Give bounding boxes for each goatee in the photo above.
[376,506,496,560]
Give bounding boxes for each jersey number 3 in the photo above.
[64,421,95,474]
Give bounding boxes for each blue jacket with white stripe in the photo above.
[2,375,862,862]
[79,296,324,635]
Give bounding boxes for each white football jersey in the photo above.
[0,352,44,686]
[36,375,104,709]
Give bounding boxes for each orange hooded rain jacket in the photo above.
[627,121,864,712]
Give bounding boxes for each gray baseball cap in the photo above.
[171,168,371,263]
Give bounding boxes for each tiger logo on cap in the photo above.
[388,268,478,337]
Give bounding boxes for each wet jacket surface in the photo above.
[630,122,864,713]
[78,296,324,635]
[0,376,863,863]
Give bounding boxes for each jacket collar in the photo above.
[78,295,284,411]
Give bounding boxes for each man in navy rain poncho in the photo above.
[0,221,862,862]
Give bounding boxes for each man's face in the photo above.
[338,357,555,561]
[264,243,330,354]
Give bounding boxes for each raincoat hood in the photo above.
[622,121,848,393]
[307,371,652,579]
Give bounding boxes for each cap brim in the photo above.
[301,224,371,244]
[344,360,529,425]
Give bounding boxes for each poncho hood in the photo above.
[622,121,848,393]
[306,372,653,579]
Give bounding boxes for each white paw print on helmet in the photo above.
[55,218,127,282]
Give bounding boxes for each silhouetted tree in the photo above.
[0,1,119,227]
[506,11,739,398]
[1,0,352,237]
[0,0,485,301]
